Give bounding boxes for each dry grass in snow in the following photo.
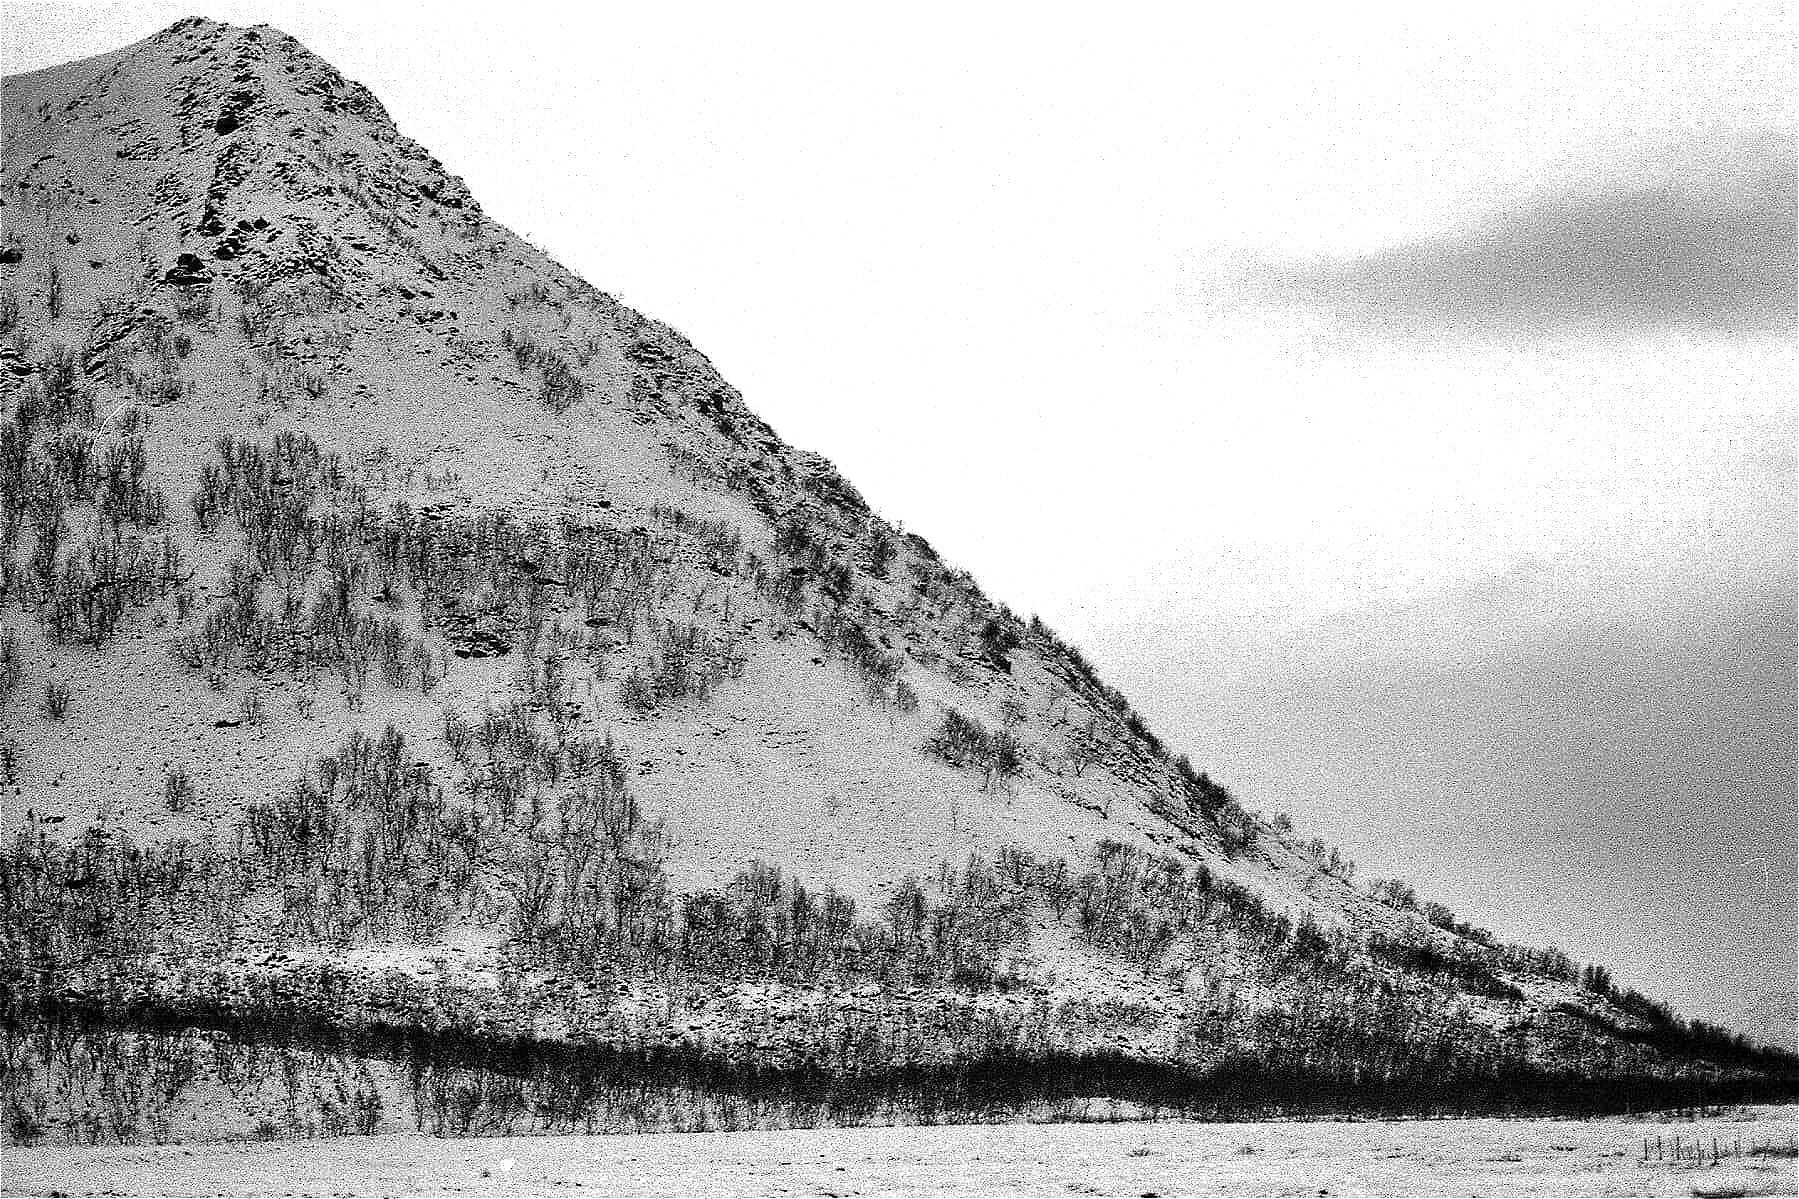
[5,1105,1796,1197]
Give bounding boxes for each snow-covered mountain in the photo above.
[1,17,1789,1143]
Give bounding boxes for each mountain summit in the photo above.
[0,19,1790,1141]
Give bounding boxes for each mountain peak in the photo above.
[7,14,477,281]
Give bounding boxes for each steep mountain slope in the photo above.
[1,19,1790,1143]
[0,16,1266,900]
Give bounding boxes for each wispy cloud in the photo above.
[1237,137,1796,339]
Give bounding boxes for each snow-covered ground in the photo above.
[6,1107,1795,1197]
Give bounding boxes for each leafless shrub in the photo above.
[0,627,19,703]
[239,686,265,732]
[43,259,62,320]
[164,764,195,812]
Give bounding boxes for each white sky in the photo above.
[7,0,1794,1041]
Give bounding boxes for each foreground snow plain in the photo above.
[6,1106,1795,1197]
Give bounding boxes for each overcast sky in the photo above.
[8,0,1794,1045]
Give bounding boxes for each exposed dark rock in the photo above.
[214,87,257,137]
[214,218,262,260]
[162,252,211,285]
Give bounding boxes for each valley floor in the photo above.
[5,1107,1795,1198]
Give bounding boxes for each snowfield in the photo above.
[6,1107,1795,1197]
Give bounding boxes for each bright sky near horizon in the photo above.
[7,0,1794,1045]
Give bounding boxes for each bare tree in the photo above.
[1068,716,1107,777]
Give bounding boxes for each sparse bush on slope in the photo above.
[0,338,180,649]
[0,627,19,702]
[921,707,1027,795]
[501,327,586,413]
[162,764,194,812]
